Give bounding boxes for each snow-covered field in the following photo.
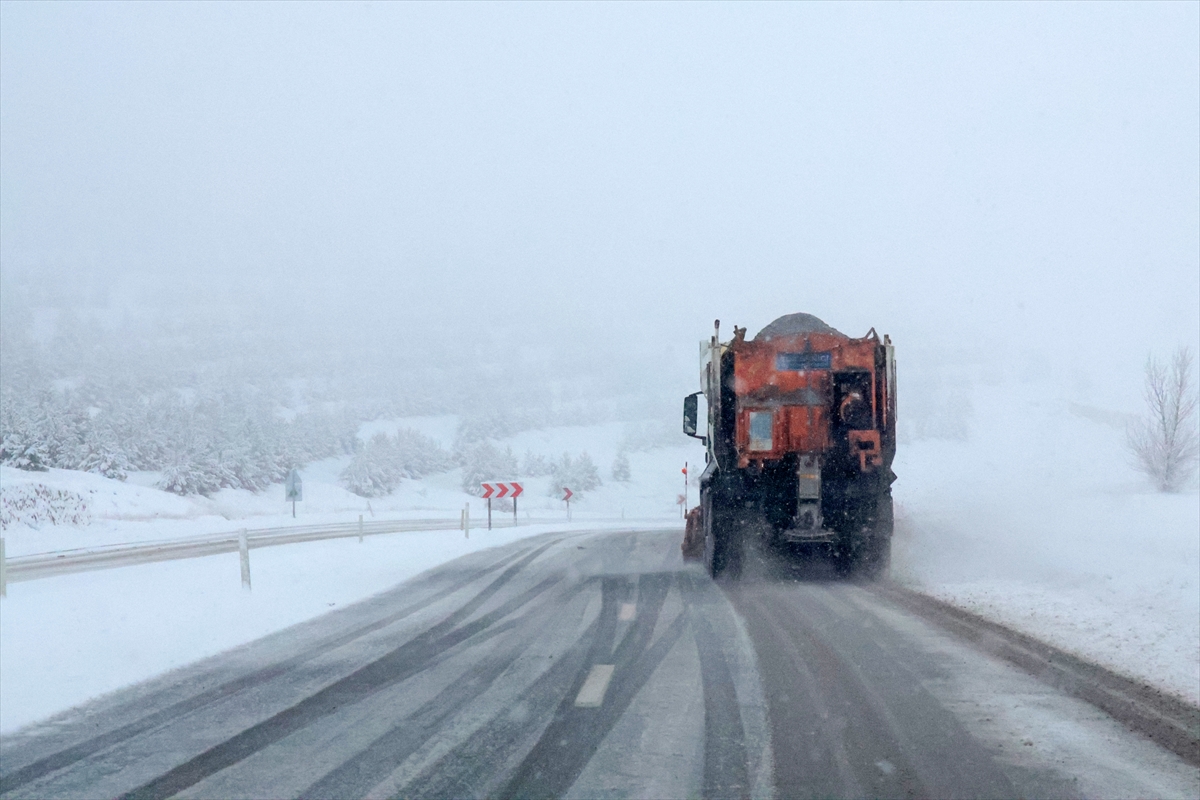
[2,389,1197,734]
[892,380,1200,706]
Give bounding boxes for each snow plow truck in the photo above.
[682,313,897,579]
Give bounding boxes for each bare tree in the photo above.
[1127,347,1199,492]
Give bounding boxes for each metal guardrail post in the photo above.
[238,529,251,591]
[358,514,364,544]
[1,537,7,598]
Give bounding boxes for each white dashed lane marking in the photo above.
[574,665,616,708]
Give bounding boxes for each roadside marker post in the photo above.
[285,469,303,519]
[1,537,6,598]
[238,529,251,591]
[682,463,688,518]
[511,482,523,526]
[358,514,364,543]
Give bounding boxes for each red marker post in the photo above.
[682,463,688,518]
[482,482,495,530]
[510,482,523,525]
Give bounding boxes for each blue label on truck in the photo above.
[776,351,832,371]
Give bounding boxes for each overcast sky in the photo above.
[2,2,1197,404]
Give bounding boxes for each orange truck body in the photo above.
[682,313,897,577]
[731,332,892,471]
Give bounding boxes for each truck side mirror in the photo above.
[683,392,702,439]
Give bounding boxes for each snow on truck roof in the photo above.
[754,313,846,341]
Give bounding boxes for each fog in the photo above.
[2,3,1200,748]
[2,2,1197,416]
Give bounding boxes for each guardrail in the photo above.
[0,512,531,592]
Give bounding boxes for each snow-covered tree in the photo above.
[0,420,49,471]
[341,428,452,498]
[611,451,631,482]
[1127,346,1199,492]
[341,433,401,497]
[74,424,131,480]
[157,457,229,496]
[393,428,453,478]
[573,452,602,491]
[550,451,602,496]
[522,450,550,477]
[461,440,519,494]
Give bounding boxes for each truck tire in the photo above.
[832,485,893,578]
[702,487,743,580]
[681,506,705,561]
[855,489,893,579]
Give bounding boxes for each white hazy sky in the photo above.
[2,2,1197,403]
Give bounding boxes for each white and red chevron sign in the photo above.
[480,481,524,499]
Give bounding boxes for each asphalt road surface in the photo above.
[2,528,1197,799]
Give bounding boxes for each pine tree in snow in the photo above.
[158,457,228,496]
[550,452,602,496]
[393,428,453,478]
[1,395,49,471]
[341,433,401,497]
[521,450,550,477]
[0,422,50,471]
[611,451,631,482]
[340,428,452,498]
[74,425,131,480]
[461,440,519,494]
[573,452,602,491]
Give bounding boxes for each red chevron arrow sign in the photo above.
[481,482,524,499]
[481,482,524,530]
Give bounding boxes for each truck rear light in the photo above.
[748,411,773,451]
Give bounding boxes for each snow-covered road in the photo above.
[2,529,1196,800]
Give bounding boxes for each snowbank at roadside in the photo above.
[892,379,1200,705]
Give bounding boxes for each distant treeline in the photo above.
[0,276,682,497]
[0,381,362,494]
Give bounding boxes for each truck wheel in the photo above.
[831,487,892,578]
[832,535,856,576]
[855,490,894,579]
[681,506,706,560]
[703,491,743,580]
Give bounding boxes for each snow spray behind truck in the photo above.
[682,313,897,578]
